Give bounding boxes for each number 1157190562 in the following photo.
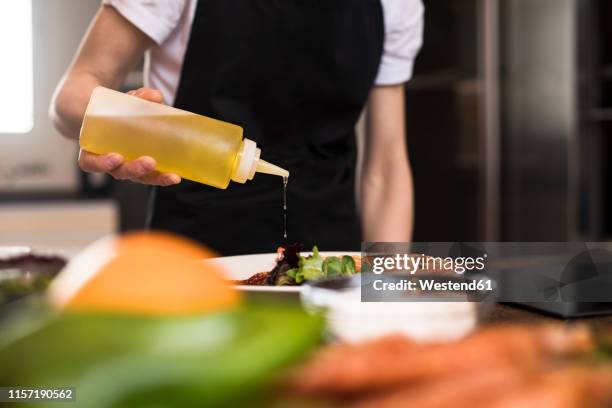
[1,387,75,402]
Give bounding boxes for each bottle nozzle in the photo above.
[232,139,289,183]
[256,159,289,178]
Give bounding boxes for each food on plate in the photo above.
[483,367,612,408]
[48,231,239,315]
[354,363,532,408]
[235,245,361,286]
[290,324,594,395]
[351,366,612,408]
[234,245,456,287]
[275,323,612,408]
[0,252,66,307]
[239,271,271,286]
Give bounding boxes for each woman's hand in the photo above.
[78,88,181,186]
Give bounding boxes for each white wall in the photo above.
[0,0,100,193]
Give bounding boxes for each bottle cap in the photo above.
[231,139,289,183]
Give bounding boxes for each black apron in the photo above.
[149,0,384,255]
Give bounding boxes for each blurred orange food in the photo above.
[48,231,240,315]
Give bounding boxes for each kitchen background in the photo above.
[0,0,610,255]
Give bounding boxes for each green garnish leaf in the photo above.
[322,257,343,278]
[299,246,324,272]
[285,247,357,284]
[341,255,356,275]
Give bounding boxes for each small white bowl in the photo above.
[301,273,494,343]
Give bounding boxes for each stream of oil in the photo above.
[283,176,288,240]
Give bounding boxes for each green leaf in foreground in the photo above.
[0,303,324,408]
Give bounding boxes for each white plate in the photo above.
[203,252,361,293]
[0,246,31,259]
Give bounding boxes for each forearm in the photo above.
[51,71,106,139]
[50,5,152,139]
[360,160,414,241]
[361,85,413,242]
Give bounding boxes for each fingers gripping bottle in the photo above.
[79,87,288,188]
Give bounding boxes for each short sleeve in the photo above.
[375,0,425,85]
[102,0,188,45]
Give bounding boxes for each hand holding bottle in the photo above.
[78,88,181,186]
[79,86,288,189]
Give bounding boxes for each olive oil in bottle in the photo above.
[80,87,289,189]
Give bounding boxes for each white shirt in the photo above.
[103,0,424,105]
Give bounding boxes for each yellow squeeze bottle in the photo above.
[79,87,288,188]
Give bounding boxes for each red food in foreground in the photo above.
[281,324,610,408]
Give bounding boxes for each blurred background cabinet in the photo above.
[408,0,611,242]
